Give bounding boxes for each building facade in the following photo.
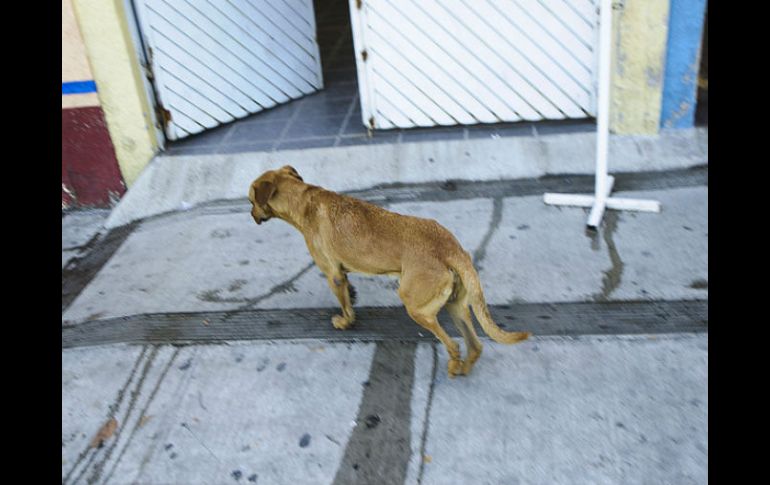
[62,0,706,208]
[62,0,126,208]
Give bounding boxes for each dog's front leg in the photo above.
[302,238,355,330]
[326,273,356,330]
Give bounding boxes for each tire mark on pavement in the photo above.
[333,341,417,485]
[85,347,160,484]
[62,300,708,349]
[62,221,138,313]
[101,347,181,484]
[63,346,149,485]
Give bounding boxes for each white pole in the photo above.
[542,0,661,223]
[587,0,614,229]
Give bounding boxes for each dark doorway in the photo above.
[164,0,363,155]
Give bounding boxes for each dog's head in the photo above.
[248,165,304,225]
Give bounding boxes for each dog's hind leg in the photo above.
[326,271,356,330]
[399,265,464,377]
[446,295,483,375]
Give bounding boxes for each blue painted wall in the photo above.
[660,0,707,129]
[62,80,98,95]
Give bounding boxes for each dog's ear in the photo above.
[255,180,276,206]
[281,165,303,182]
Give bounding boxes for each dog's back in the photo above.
[307,187,466,275]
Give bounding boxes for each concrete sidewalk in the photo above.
[62,165,707,484]
[62,168,707,325]
[63,336,707,485]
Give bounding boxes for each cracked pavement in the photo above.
[62,168,708,484]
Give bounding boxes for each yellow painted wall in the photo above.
[71,0,158,187]
[62,0,99,109]
[610,0,671,134]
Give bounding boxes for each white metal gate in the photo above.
[133,0,324,140]
[349,0,599,129]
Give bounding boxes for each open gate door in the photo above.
[133,0,324,140]
[348,0,598,129]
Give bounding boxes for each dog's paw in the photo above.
[447,359,465,378]
[332,315,353,330]
[462,349,481,375]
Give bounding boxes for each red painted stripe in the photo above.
[62,107,126,207]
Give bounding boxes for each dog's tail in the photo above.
[451,253,531,344]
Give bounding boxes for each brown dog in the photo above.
[249,166,530,377]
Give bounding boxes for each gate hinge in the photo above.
[143,47,155,80]
[356,0,362,9]
[156,105,172,128]
[361,49,368,62]
[141,62,154,81]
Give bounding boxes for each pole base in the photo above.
[544,176,661,228]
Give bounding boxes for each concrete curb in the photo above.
[106,128,707,229]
